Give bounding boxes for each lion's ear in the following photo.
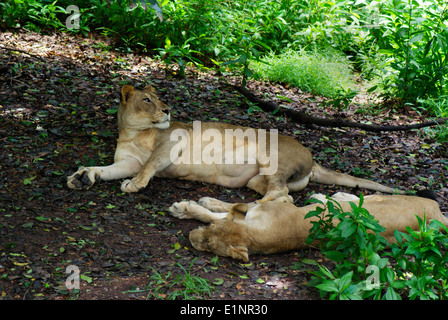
[144,84,155,93]
[121,85,135,104]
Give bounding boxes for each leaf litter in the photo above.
[0,30,446,300]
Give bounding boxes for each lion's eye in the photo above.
[143,97,151,103]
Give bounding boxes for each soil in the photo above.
[0,30,447,301]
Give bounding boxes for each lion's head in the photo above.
[118,85,170,130]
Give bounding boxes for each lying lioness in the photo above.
[169,193,446,261]
[67,84,402,202]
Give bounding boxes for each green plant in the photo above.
[252,48,357,99]
[125,259,216,300]
[25,0,66,31]
[168,261,215,299]
[389,216,448,300]
[3,0,447,110]
[304,195,448,300]
[158,36,203,78]
[416,97,448,143]
[223,34,269,87]
[374,0,448,103]
[327,87,360,111]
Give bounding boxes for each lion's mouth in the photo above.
[153,114,170,129]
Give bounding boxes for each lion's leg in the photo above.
[197,197,236,212]
[248,174,291,203]
[259,185,290,203]
[67,158,142,190]
[246,175,267,195]
[169,200,228,223]
[121,142,174,193]
[286,172,312,192]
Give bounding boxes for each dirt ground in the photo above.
[0,30,447,301]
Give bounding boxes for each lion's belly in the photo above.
[157,163,259,188]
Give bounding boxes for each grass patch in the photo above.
[251,48,357,98]
[417,96,448,143]
[123,260,216,300]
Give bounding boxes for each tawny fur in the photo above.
[169,193,446,262]
[68,85,403,202]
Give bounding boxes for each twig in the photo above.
[0,45,46,61]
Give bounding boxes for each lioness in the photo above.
[67,84,402,202]
[169,193,446,261]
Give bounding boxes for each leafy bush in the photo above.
[1,0,447,107]
[304,195,448,300]
[372,0,448,103]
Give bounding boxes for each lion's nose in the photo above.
[162,105,170,115]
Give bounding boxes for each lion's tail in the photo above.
[310,163,404,194]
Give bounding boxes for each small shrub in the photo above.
[126,259,216,300]
[304,195,448,300]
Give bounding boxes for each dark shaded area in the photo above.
[0,31,446,300]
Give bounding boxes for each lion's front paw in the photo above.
[67,167,99,190]
[198,197,226,212]
[169,201,197,219]
[120,178,145,193]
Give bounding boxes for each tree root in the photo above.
[232,85,448,133]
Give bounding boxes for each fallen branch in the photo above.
[0,45,46,61]
[232,85,448,133]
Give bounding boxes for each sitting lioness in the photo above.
[67,84,402,202]
[169,193,446,261]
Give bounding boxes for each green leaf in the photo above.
[316,280,338,293]
[106,108,118,114]
[410,32,424,44]
[35,216,50,222]
[23,176,37,185]
[385,287,401,300]
[305,207,324,219]
[378,49,395,55]
[338,271,354,292]
[80,274,93,284]
[301,258,318,266]
[21,222,34,228]
[324,250,346,262]
[339,220,357,238]
[318,264,336,280]
[212,278,224,286]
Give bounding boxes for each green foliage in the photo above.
[1,0,447,107]
[390,217,448,300]
[417,97,448,144]
[252,49,357,99]
[0,0,66,31]
[304,195,448,300]
[373,0,448,103]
